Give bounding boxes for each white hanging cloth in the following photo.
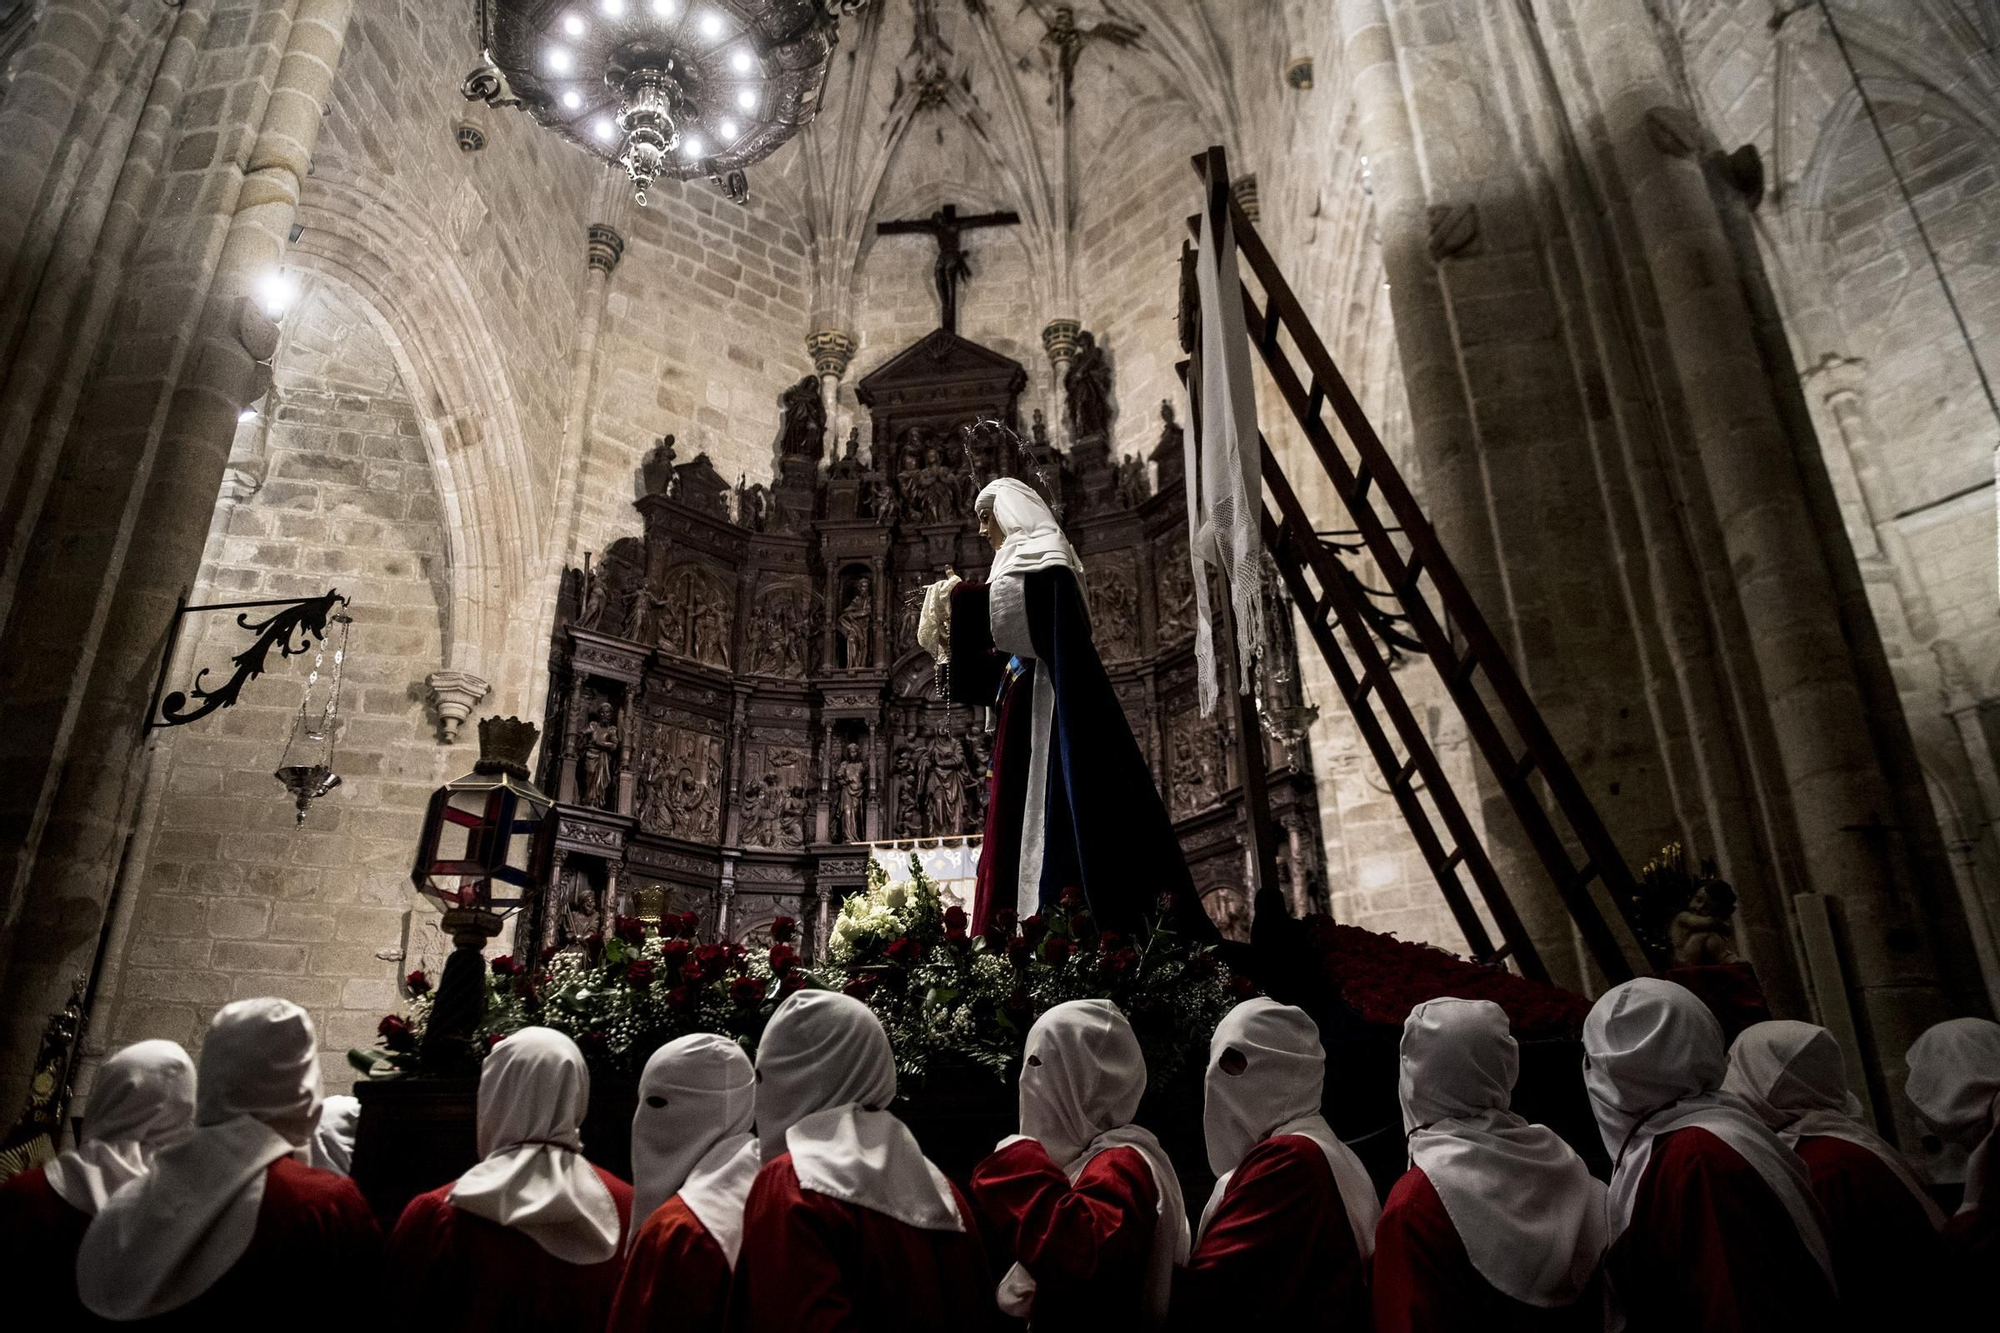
[1398,998,1607,1306]
[998,999,1189,1328]
[45,1039,197,1216]
[1187,193,1263,716]
[308,1093,359,1176]
[449,1027,622,1264]
[1725,1019,1944,1227]
[755,990,962,1233]
[1198,998,1379,1262]
[1583,979,1834,1282]
[77,998,325,1320]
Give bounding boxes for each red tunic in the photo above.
[608,1196,731,1333]
[0,1165,98,1327]
[1372,1166,1599,1333]
[729,1153,994,1333]
[389,1164,633,1333]
[969,1137,1158,1332]
[1172,1135,1369,1330]
[1794,1135,1944,1325]
[1606,1126,1839,1332]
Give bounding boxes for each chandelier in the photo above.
[464,1,868,206]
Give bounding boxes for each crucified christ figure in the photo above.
[876,203,1020,335]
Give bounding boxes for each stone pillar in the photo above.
[0,0,354,1099]
[548,223,624,574]
[807,328,855,436]
[1805,356,1939,643]
[1566,0,1953,1113]
[1041,319,1079,446]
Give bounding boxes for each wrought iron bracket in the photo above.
[144,587,350,730]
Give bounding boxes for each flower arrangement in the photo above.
[1302,915,1590,1038]
[355,856,1234,1091]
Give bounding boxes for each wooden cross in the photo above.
[875,203,1020,335]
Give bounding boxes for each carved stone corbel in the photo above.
[426,670,491,744]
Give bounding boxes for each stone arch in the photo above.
[290,169,551,678]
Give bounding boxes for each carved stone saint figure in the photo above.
[924,724,968,835]
[1115,455,1150,509]
[779,375,827,459]
[1065,330,1113,439]
[640,435,677,496]
[739,778,776,847]
[834,743,866,843]
[963,720,992,825]
[1670,880,1741,966]
[637,746,670,832]
[579,701,619,810]
[577,563,610,631]
[837,576,873,668]
[776,785,808,850]
[1030,408,1052,454]
[690,580,731,667]
[894,738,921,834]
[830,426,863,479]
[737,479,768,531]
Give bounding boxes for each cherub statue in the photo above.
[1670,879,1741,967]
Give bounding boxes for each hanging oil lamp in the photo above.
[274,608,353,825]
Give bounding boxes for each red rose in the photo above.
[483,1032,504,1052]
[694,943,728,970]
[667,985,695,1011]
[943,904,968,932]
[944,927,970,953]
[1227,973,1259,1000]
[378,1014,416,1052]
[1098,931,1123,952]
[577,1030,607,1058]
[1059,886,1086,908]
[1070,913,1097,946]
[885,937,923,967]
[659,938,690,967]
[727,943,749,974]
[768,944,799,975]
[584,931,605,954]
[1042,936,1072,965]
[681,961,705,986]
[615,914,646,945]
[771,916,798,943]
[625,959,657,988]
[1006,937,1030,969]
[1155,892,1180,918]
[996,909,1019,934]
[490,954,522,977]
[680,911,702,937]
[730,975,767,1007]
[1100,947,1139,979]
[405,970,431,995]
[843,974,878,1002]
[1020,914,1048,947]
[1189,950,1219,977]
[1004,986,1031,1016]
[778,971,808,995]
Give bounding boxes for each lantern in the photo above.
[410,716,554,1068]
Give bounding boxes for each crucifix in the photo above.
[876,203,1020,335]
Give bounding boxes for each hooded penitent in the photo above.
[629,1033,758,1265]
[44,1039,196,1216]
[1203,998,1379,1259]
[753,990,961,1232]
[1398,997,1606,1305]
[1583,979,1833,1280]
[1905,1017,2000,1215]
[1004,999,1189,1326]
[448,1027,621,1264]
[77,999,324,1319]
[1726,1019,1943,1226]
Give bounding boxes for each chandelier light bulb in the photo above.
[561,89,583,110]
[682,135,705,158]
[548,47,573,74]
[730,48,753,74]
[650,0,675,16]
[737,87,757,110]
[699,11,723,38]
[562,14,585,36]
[594,117,618,142]
[719,118,738,140]
[601,0,625,13]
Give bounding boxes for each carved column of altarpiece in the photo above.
[527,328,1328,961]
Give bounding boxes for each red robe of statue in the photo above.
[607,1197,731,1333]
[1605,1127,1839,1332]
[1794,1135,1944,1325]
[1372,1167,1599,1333]
[969,1138,1158,1331]
[727,1154,994,1333]
[389,1166,633,1333]
[1172,1135,1369,1330]
[0,1165,96,1326]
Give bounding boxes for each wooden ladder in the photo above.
[1183,146,1642,985]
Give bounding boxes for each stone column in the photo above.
[1566,0,1952,1107]
[0,0,354,1098]
[807,328,855,436]
[1805,356,1939,643]
[548,223,624,574]
[1041,319,1079,446]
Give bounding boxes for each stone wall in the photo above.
[95,279,455,1092]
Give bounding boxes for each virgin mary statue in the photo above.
[920,478,1216,941]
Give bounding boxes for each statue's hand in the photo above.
[916,572,961,662]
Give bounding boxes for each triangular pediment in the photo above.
[855,328,1028,407]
